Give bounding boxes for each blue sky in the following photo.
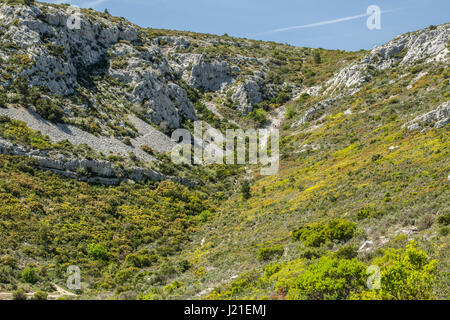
[48,0,449,51]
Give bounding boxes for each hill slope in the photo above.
[0,1,448,300]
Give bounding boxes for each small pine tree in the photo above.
[22,266,38,284]
[241,180,251,200]
[0,92,6,108]
[313,51,321,64]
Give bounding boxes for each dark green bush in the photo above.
[437,213,450,226]
[300,248,322,260]
[249,108,268,125]
[240,180,251,200]
[313,51,322,64]
[274,92,290,105]
[12,288,27,300]
[257,245,284,261]
[177,260,192,273]
[125,250,158,268]
[356,208,384,220]
[0,92,6,108]
[335,245,358,259]
[34,98,64,123]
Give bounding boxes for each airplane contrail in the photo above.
[254,9,397,36]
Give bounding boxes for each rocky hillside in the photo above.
[0,0,448,301]
[0,0,361,184]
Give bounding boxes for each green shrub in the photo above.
[240,180,251,200]
[115,267,138,285]
[250,108,268,125]
[257,245,284,261]
[286,104,297,119]
[335,245,358,259]
[32,290,48,300]
[34,98,64,123]
[22,266,38,284]
[264,262,282,278]
[163,280,183,294]
[437,213,450,226]
[0,92,6,108]
[292,219,356,247]
[300,248,322,260]
[125,250,158,268]
[274,92,290,105]
[353,242,437,300]
[291,256,367,300]
[439,227,448,236]
[313,51,322,64]
[199,210,212,223]
[177,260,191,273]
[88,243,110,261]
[12,288,27,300]
[356,208,384,220]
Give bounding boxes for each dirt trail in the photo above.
[205,102,241,127]
[264,105,286,130]
[0,284,77,300]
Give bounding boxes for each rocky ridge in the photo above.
[326,23,449,95]
[403,101,450,131]
[0,136,197,186]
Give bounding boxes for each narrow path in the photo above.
[205,102,241,127]
[0,284,78,300]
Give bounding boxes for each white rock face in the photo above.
[293,98,335,127]
[168,53,235,91]
[0,136,197,186]
[231,77,264,114]
[167,50,276,114]
[0,2,196,129]
[152,36,191,50]
[403,101,450,131]
[326,23,450,93]
[189,54,234,91]
[358,240,374,253]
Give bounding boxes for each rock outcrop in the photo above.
[231,77,264,114]
[167,49,277,114]
[403,101,449,131]
[0,2,196,129]
[293,98,335,126]
[327,23,450,94]
[0,137,197,187]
